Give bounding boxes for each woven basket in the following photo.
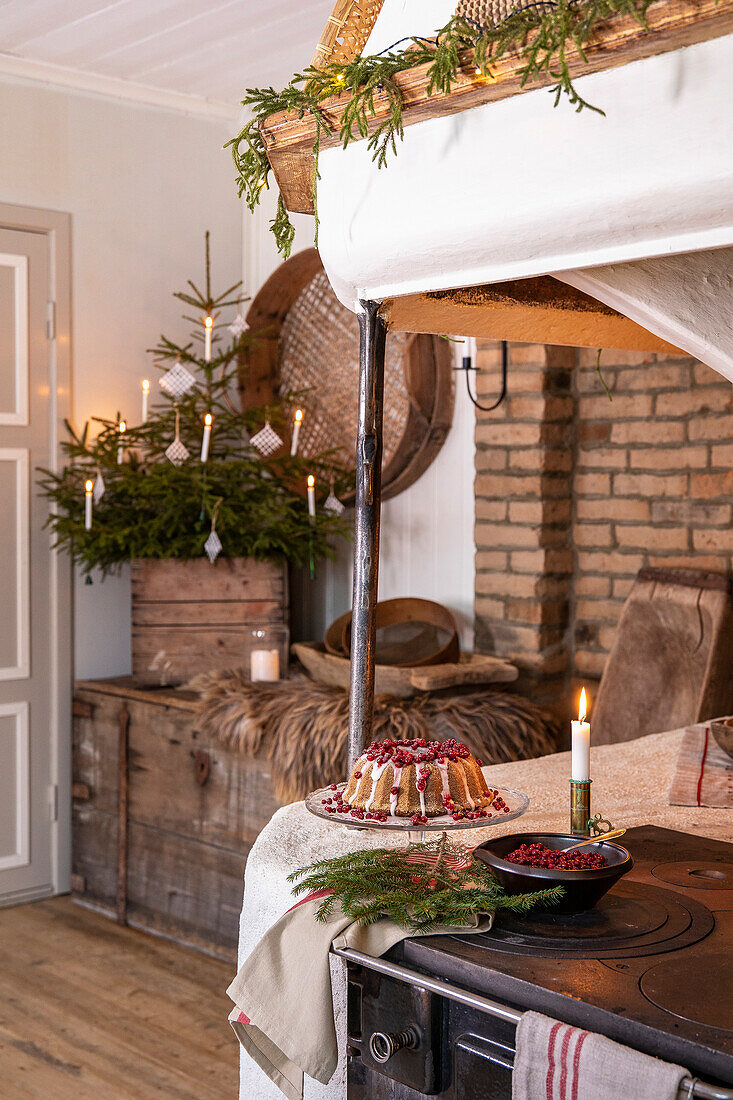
[243,249,454,502]
[455,0,556,26]
[311,0,386,67]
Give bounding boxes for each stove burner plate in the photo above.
[641,952,733,1031]
[464,881,715,958]
[651,861,733,891]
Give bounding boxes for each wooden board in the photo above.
[261,0,733,216]
[72,679,283,957]
[293,641,518,697]
[0,896,237,1099]
[131,556,288,686]
[384,277,684,353]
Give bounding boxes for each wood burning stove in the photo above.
[339,827,733,1099]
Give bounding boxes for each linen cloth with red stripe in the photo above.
[668,722,733,808]
[227,891,491,1100]
[512,1011,688,1100]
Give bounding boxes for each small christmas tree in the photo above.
[40,235,351,574]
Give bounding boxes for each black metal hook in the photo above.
[455,340,508,412]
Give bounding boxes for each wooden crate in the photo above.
[72,677,282,961]
[131,557,288,686]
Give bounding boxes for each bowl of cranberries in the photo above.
[474,832,633,914]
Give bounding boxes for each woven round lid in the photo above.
[244,249,453,502]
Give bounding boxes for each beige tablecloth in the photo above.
[472,724,733,847]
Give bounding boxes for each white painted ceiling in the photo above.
[0,0,334,118]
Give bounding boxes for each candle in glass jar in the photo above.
[250,648,280,682]
[307,474,316,521]
[141,379,150,423]
[290,409,303,456]
[571,687,591,781]
[201,413,212,462]
[84,479,93,530]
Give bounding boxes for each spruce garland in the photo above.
[288,837,564,931]
[227,1,652,258]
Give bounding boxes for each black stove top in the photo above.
[395,826,733,1085]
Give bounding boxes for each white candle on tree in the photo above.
[84,479,93,530]
[141,379,150,423]
[571,687,591,781]
[117,420,126,465]
[201,413,212,462]
[290,408,303,456]
[307,474,316,522]
[204,315,213,362]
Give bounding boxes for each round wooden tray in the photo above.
[241,248,454,501]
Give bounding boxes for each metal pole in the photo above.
[348,300,387,770]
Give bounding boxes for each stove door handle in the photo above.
[680,1080,733,1100]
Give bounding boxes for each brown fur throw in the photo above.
[191,670,562,804]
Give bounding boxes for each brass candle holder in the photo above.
[570,779,592,836]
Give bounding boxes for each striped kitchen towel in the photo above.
[512,1011,688,1100]
[668,723,733,808]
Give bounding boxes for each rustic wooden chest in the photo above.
[72,677,282,961]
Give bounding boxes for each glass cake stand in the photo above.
[305,772,529,845]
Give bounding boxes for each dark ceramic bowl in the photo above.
[474,832,633,915]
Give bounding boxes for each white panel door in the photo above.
[0,226,54,904]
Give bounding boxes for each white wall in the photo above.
[0,78,243,679]
[246,193,476,651]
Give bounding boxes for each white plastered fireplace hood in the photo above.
[313,2,733,381]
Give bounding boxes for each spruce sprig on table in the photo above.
[288,837,563,932]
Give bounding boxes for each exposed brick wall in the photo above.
[473,341,733,707]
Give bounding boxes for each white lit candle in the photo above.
[290,408,303,456]
[117,420,126,465]
[141,379,150,423]
[84,479,93,530]
[571,687,591,781]
[201,413,212,463]
[204,315,213,362]
[307,474,316,521]
[250,648,280,682]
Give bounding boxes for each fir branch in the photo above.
[288,840,563,931]
[227,2,652,257]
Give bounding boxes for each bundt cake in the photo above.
[339,738,499,823]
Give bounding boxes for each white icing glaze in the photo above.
[418,784,426,817]
[389,765,402,816]
[436,761,451,803]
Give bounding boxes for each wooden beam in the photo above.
[261,0,733,215]
[383,277,683,352]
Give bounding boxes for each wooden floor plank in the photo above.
[0,896,238,1099]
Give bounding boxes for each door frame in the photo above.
[0,202,72,896]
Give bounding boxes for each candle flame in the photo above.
[204,413,212,426]
[141,378,150,392]
[118,420,126,434]
[294,409,303,423]
[204,315,213,329]
[579,687,588,723]
[307,475,315,488]
[85,479,93,493]
[475,66,482,75]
